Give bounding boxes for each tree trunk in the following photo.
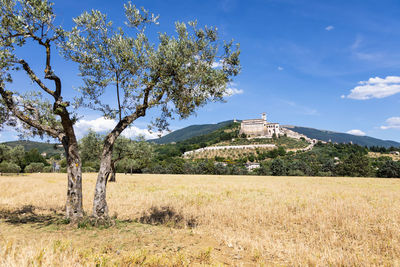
[62,136,84,220]
[93,149,112,218]
[109,162,116,182]
[92,115,139,218]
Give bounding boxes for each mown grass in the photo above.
[1,173,400,266]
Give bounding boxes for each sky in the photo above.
[2,0,400,142]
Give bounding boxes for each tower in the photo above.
[261,112,266,122]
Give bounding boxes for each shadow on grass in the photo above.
[0,205,197,229]
[0,205,67,226]
[139,206,197,228]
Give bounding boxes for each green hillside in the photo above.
[286,126,400,148]
[150,120,234,144]
[2,140,64,156]
[150,121,400,148]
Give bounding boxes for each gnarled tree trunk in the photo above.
[62,136,84,220]
[55,100,84,220]
[93,146,113,218]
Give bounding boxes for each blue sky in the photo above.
[3,0,400,142]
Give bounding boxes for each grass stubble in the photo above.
[1,173,400,266]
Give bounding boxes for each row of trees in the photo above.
[142,151,400,178]
[0,0,240,220]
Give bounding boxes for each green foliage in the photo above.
[290,126,400,148]
[155,122,239,160]
[335,153,372,177]
[0,0,66,139]
[151,120,235,144]
[270,159,287,176]
[43,166,52,172]
[62,4,240,132]
[24,148,48,168]
[144,158,247,175]
[79,129,102,167]
[82,166,96,173]
[115,138,155,173]
[2,141,63,158]
[24,162,45,173]
[0,161,20,173]
[376,160,400,178]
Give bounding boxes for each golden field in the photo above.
[1,173,400,266]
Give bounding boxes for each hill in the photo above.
[150,121,400,148]
[150,120,234,144]
[2,140,64,156]
[286,126,400,148]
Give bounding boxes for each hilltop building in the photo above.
[239,113,281,138]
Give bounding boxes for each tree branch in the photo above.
[17,59,56,97]
[0,87,62,139]
[43,40,61,98]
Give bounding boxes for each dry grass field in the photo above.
[1,173,400,266]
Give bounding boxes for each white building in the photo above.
[239,113,281,138]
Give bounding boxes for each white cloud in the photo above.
[344,76,400,100]
[278,66,284,71]
[223,87,244,97]
[381,117,400,130]
[74,117,160,139]
[121,126,161,139]
[346,129,366,136]
[325,25,334,31]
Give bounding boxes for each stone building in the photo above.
[239,113,281,138]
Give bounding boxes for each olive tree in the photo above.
[110,136,154,181]
[63,2,241,218]
[0,0,84,220]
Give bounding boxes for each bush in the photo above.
[0,161,21,173]
[24,162,44,173]
[43,166,53,172]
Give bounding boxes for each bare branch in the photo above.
[17,59,55,97]
[43,40,61,97]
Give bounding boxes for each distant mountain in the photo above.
[149,120,234,144]
[284,126,400,148]
[2,140,64,156]
[149,120,400,148]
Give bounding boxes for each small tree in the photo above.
[79,129,102,170]
[112,137,154,179]
[0,0,84,220]
[64,3,241,218]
